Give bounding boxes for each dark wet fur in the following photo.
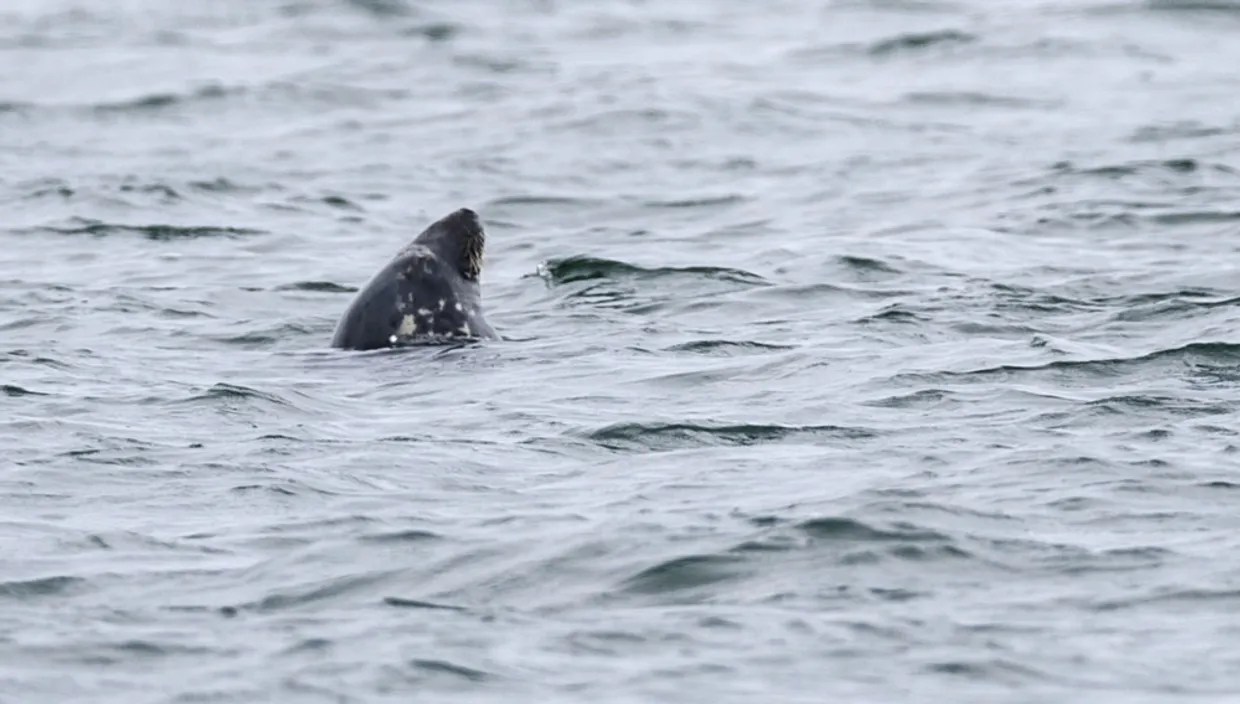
[330,208,497,350]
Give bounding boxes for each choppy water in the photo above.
[4,0,1240,701]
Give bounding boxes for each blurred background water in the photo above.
[3,0,1240,702]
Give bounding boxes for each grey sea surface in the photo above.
[4,0,1240,702]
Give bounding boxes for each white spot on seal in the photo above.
[454,302,463,312]
[457,322,472,336]
[438,299,446,311]
[417,308,432,317]
[396,314,417,338]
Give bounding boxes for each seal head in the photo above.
[330,208,498,350]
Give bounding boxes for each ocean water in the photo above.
[3,0,1240,701]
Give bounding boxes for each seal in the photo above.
[330,207,498,350]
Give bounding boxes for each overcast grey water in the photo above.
[3,0,1240,702]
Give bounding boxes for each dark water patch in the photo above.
[189,177,268,195]
[2,384,48,397]
[345,0,415,17]
[797,517,951,544]
[586,422,877,452]
[273,281,356,293]
[401,22,461,41]
[922,658,1049,684]
[78,639,224,665]
[1146,0,1240,14]
[869,29,977,56]
[19,218,264,240]
[0,575,84,599]
[91,84,236,115]
[288,194,364,212]
[1150,210,1240,226]
[360,529,442,544]
[539,255,769,287]
[1130,120,1234,143]
[663,339,796,355]
[903,91,1056,109]
[384,597,466,611]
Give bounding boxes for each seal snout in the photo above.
[418,206,485,281]
[443,208,481,232]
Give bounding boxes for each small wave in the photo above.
[1091,586,1240,612]
[797,516,951,544]
[586,422,877,451]
[2,384,48,397]
[179,382,292,406]
[404,658,493,683]
[833,254,904,275]
[273,281,357,293]
[214,322,317,348]
[620,554,750,595]
[1085,394,1235,417]
[19,217,263,240]
[91,84,236,114]
[945,342,1240,382]
[643,194,746,209]
[486,195,608,212]
[539,255,769,287]
[1049,157,1211,178]
[869,29,976,56]
[383,597,466,611]
[864,389,956,409]
[663,339,796,355]
[238,571,399,614]
[856,304,926,324]
[230,484,298,497]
